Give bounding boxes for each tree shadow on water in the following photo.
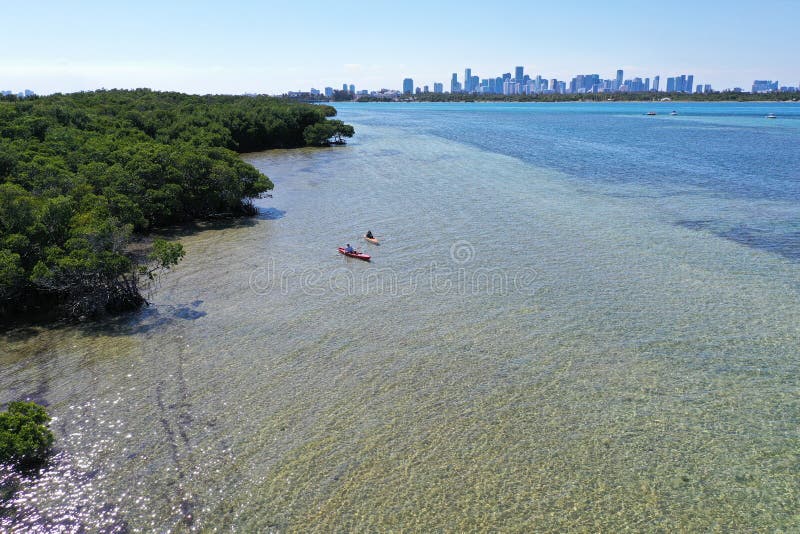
[256,207,286,220]
[75,300,208,338]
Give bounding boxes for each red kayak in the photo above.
[338,247,371,261]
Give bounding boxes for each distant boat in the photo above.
[670,111,678,115]
[766,113,777,119]
[646,111,657,116]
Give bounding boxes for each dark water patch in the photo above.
[675,219,715,231]
[719,226,800,261]
[676,220,800,261]
[173,307,207,321]
[75,300,207,339]
[257,207,286,220]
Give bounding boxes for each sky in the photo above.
[2,0,798,95]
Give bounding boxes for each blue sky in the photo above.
[3,0,798,94]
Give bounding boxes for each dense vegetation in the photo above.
[358,91,799,103]
[0,90,354,320]
[0,402,54,466]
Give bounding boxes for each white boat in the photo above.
[766,113,777,119]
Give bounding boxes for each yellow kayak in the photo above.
[365,235,379,245]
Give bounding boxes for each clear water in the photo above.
[1,102,799,531]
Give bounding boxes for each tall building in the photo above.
[644,78,650,92]
[451,73,460,93]
[464,68,472,92]
[550,79,558,94]
[616,69,624,90]
[752,80,779,92]
[342,83,348,91]
[423,85,429,93]
[685,75,694,94]
[324,87,333,97]
[433,82,443,93]
[666,77,676,92]
[653,76,660,92]
[403,78,414,94]
[515,66,524,86]
[704,84,712,93]
[349,84,355,94]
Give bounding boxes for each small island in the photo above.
[0,90,354,322]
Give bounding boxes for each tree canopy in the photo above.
[0,89,354,320]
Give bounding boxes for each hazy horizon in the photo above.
[3,0,798,95]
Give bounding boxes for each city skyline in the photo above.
[2,0,798,95]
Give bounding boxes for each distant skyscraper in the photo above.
[616,69,623,90]
[666,77,676,92]
[403,78,414,94]
[342,83,348,91]
[704,84,712,93]
[515,66,524,85]
[349,84,355,94]
[752,80,779,92]
[653,76,660,92]
[550,79,558,93]
[464,68,472,92]
[423,85,429,93]
[433,82,443,93]
[685,75,693,94]
[324,87,333,97]
[450,72,463,93]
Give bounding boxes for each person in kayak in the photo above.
[345,244,355,253]
[365,230,374,239]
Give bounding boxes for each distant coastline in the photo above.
[352,92,799,104]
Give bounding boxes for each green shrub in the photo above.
[0,401,55,465]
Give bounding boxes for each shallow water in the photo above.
[1,102,799,531]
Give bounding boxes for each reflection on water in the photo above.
[2,104,800,531]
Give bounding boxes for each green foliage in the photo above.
[0,249,24,300]
[146,239,185,279]
[0,89,354,319]
[303,119,355,146]
[0,401,54,465]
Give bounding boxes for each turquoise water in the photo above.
[1,102,799,531]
